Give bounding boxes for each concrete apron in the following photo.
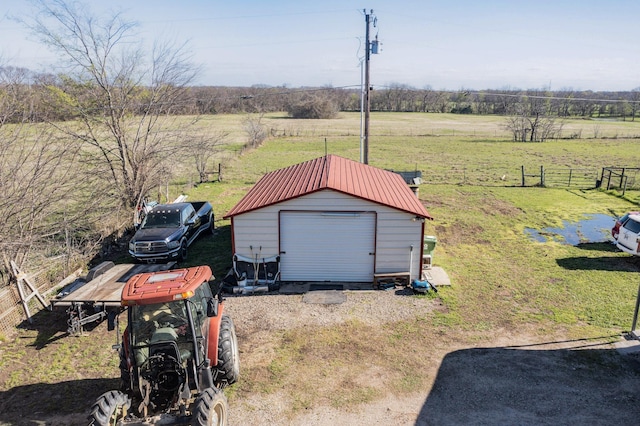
[302,290,347,304]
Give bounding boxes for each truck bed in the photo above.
[51,263,175,309]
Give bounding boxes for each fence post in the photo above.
[620,167,626,188]
[568,168,573,187]
[10,261,49,324]
[521,165,525,187]
[540,165,545,187]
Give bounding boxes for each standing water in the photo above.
[524,214,614,245]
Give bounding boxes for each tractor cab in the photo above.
[129,300,196,365]
[126,297,212,415]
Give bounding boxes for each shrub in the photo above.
[287,96,338,119]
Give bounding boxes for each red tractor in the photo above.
[89,266,239,426]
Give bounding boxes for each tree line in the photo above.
[6,71,640,122]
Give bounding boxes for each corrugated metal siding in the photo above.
[231,191,426,281]
[374,209,424,277]
[231,212,280,258]
[224,155,432,219]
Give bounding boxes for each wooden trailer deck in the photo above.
[50,261,175,334]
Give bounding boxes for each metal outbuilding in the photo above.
[224,155,433,283]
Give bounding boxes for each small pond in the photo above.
[524,213,614,245]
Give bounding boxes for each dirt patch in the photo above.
[231,334,640,425]
[224,292,640,425]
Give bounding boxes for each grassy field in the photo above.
[1,112,640,423]
[178,112,640,191]
[176,112,640,417]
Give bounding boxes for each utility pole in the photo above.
[363,9,372,164]
[362,9,378,165]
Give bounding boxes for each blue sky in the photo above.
[2,0,639,91]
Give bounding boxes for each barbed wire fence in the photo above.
[418,164,617,190]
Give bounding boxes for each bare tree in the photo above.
[0,63,102,279]
[22,0,199,209]
[188,131,228,183]
[629,88,640,122]
[505,105,563,142]
[286,93,339,119]
[242,113,267,150]
[377,83,416,112]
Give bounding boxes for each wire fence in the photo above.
[0,254,82,338]
[600,167,640,194]
[419,165,605,189]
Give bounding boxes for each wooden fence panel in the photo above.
[0,256,75,337]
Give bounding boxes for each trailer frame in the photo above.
[50,261,176,335]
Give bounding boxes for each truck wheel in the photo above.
[192,387,228,426]
[215,314,240,387]
[88,390,131,426]
[209,217,216,234]
[179,240,188,261]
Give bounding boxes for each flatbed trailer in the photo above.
[50,261,175,334]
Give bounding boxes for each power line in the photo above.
[463,90,640,105]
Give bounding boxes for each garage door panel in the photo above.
[280,212,375,282]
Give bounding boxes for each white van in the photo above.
[616,213,640,256]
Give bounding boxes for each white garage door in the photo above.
[280,211,375,282]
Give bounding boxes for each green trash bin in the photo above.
[423,235,437,261]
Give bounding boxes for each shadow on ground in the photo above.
[0,378,119,426]
[556,255,640,271]
[416,339,640,425]
[574,241,618,252]
[16,309,72,350]
[15,307,106,350]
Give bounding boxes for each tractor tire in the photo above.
[214,314,240,387]
[178,240,188,262]
[192,387,228,426]
[88,390,131,426]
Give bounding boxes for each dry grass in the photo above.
[225,293,450,419]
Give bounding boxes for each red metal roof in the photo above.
[224,155,432,219]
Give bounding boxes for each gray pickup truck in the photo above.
[128,201,214,262]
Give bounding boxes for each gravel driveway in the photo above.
[223,289,640,426]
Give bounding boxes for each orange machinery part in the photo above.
[122,266,213,305]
